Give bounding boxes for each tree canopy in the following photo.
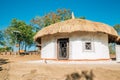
[31,9,72,29]
[5,18,35,52]
[0,31,5,46]
[113,24,120,35]
[31,9,86,30]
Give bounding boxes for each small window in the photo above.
[83,41,94,52]
[85,42,92,50]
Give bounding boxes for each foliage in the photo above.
[79,16,86,19]
[0,47,12,52]
[5,19,35,51]
[113,24,120,35]
[109,43,115,54]
[0,31,5,46]
[31,9,72,29]
[109,24,120,54]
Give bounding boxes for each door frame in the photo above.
[57,38,69,60]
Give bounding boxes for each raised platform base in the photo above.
[25,59,119,64]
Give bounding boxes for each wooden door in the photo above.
[57,38,69,60]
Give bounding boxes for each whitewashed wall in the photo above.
[41,36,56,59]
[116,45,120,62]
[69,32,110,60]
[41,32,110,60]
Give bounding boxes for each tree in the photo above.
[0,30,12,52]
[109,43,115,54]
[31,9,72,29]
[79,16,86,19]
[5,18,35,52]
[113,24,120,35]
[108,24,120,54]
[57,9,71,21]
[0,31,5,46]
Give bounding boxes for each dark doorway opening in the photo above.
[57,38,69,60]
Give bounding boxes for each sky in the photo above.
[0,0,120,30]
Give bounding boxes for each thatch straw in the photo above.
[116,36,120,44]
[34,19,119,42]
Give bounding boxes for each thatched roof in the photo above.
[116,36,120,44]
[34,19,119,43]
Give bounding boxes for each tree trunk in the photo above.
[18,41,20,55]
[25,44,27,52]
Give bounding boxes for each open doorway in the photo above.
[109,43,116,60]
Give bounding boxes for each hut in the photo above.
[34,14,120,61]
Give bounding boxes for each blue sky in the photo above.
[0,0,120,30]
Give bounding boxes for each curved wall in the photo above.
[41,32,110,60]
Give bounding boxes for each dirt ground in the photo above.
[0,54,120,80]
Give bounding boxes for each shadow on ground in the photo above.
[0,58,9,71]
[111,58,116,61]
[65,70,94,80]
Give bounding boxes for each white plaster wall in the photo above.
[70,32,110,60]
[41,32,110,60]
[115,45,120,61]
[41,34,70,59]
[41,36,56,59]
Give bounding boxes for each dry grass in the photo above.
[0,54,40,62]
